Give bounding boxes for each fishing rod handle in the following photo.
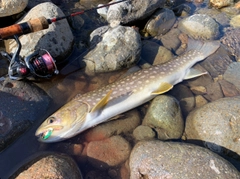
[0,16,49,40]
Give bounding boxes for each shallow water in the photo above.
[0,0,240,178]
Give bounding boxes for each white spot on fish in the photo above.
[150,76,155,79]
[160,72,165,75]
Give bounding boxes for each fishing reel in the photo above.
[1,35,59,80]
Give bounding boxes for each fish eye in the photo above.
[42,128,53,140]
[48,117,55,124]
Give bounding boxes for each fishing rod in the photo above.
[0,0,128,39]
[0,0,129,80]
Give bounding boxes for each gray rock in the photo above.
[142,95,184,140]
[223,62,240,90]
[13,153,83,179]
[84,25,141,74]
[203,82,224,101]
[178,14,220,40]
[0,0,28,17]
[5,2,74,61]
[230,15,240,28]
[129,140,240,179]
[219,79,240,97]
[221,28,240,61]
[133,125,156,141]
[143,8,176,37]
[185,96,240,156]
[0,78,50,151]
[104,0,165,24]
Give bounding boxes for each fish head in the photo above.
[35,100,90,143]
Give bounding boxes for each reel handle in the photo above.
[0,16,50,40]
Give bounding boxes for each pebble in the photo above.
[195,95,208,108]
[203,82,224,101]
[223,62,240,90]
[218,79,240,97]
[178,14,220,40]
[0,0,28,17]
[86,135,131,169]
[185,96,240,157]
[133,125,156,141]
[210,0,234,9]
[13,153,83,179]
[5,2,74,61]
[129,140,240,179]
[230,15,240,28]
[142,95,184,140]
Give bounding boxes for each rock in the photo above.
[5,2,74,61]
[195,95,208,108]
[27,0,52,9]
[168,84,195,117]
[178,14,220,40]
[133,125,156,141]
[84,25,141,74]
[190,85,207,95]
[185,96,240,156]
[199,45,233,78]
[143,8,176,37]
[86,135,131,169]
[0,0,28,17]
[219,79,240,97]
[141,40,174,65]
[210,0,234,9]
[129,140,240,179]
[223,62,240,90]
[221,28,240,61]
[13,153,82,179]
[230,15,240,28]
[103,0,165,25]
[84,109,141,142]
[142,95,184,140]
[203,82,224,101]
[0,78,50,151]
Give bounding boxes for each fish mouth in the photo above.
[35,125,64,138]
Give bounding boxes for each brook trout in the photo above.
[36,39,220,142]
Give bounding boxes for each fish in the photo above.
[35,39,220,142]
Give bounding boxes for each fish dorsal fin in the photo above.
[184,68,208,80]
[151,82,173,95]
[90,90,112,114]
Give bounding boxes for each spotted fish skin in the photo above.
[36,39,220,142]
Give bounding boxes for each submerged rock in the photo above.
[142,95,184,140]
[0,0,28,17]
[84,25,141,74]
[185,96,240,156]
[5,2,74,61]
[223,62,240,90]
[129,140,240,179]
[210,0,234,9]
[13,153,83,179]
[178,14,219,40]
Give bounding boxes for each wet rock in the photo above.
[223,62,240,90]
[5,2,74,61]
[141,40,174,65]
[84,109,141,142]
[86,135,131,169]
[221,28,240,61]
[185,96,240,156]
[203,82,224,101]
[0,78,50,151]
[199,45,233,78]
[129,140,240,179]
[210,0,234,9]
[84,25,141,74]
[230,15,240,28]
[168,84,195,117]
[142,95,184,140]
[195,95,208,108]
[190,85,207,95]
[0,0,28,17]
[143,8,176,37]
[102,0,165,25]
[178,14,219,40]
[13,153,82,179]
[133,125,156,141]
[219,79,240,97]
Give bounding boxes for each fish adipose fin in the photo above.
[151,82,173,95]
[184,68,208,80]
[90,90,112,114]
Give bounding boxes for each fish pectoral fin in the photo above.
[90,90,112,114]
[108,114,126,121]
[151,82,173,95]
[184,68,208,80]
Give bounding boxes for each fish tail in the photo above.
[187,38,220,58]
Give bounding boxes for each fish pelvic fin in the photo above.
[151,82,173,95]
[184,68,208,80]
[90,90,112,114]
